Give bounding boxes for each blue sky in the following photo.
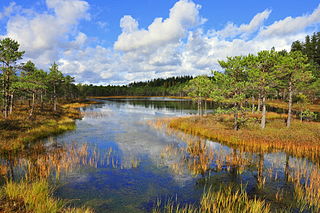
[0,0,320,85]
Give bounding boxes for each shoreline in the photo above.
[90,95,320,113]
[153,114,320,163]
[0,99,100,152]
[0,100,96,213]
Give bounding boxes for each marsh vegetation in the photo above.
[0,32,320,212]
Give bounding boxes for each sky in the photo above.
[0,0,319,85]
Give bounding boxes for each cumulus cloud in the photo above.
[60,2,320,85]
[1,0,89,66]
[214,9,271,39]
[258,5,320,38]
[114,0,204,52]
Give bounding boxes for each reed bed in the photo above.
[152,114,320,164]
[152,184,270,213]
[150,115,320,212]
[62,100,101,109]
[0,141,98,213]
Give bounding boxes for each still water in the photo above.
[1,98,319,212]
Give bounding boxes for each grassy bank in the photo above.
[154,113,320,162]
[0,180,93,213]
[0,99,101,151]
[0,100,99,212]
[265,99,320,113]
[0,105,79,151]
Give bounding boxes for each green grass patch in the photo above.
[0,180,93,213]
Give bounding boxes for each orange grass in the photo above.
[154,114,320,163]
[250,99,320,113]
[62,100,102,108]
[0,103,82,151]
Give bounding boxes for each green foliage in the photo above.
[300,109,317,121]
[214,56,252,130]
[78,76,194,97]
[0,38,24,66]
[184,75,213,99]
[0,37,82,118]
[291,32,320,78]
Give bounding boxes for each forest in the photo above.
[0,38,82,120]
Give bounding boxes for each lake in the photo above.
[1,98,318,212]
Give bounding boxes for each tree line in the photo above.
[185,46,319,130]
[79,76,194,97]
[0,38,80,119]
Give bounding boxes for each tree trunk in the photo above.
[29,92,35,118]
[234,103,239,131]
[257,93,261,112]
[261,95,266,129]
[9,93,13,114]
[197,98,200,115]
[287,81,293,128]
[4,74,10,119]
[40,92,44,110]
[53,85,57,111]
[251,96,255,113]
[204,99,207,115]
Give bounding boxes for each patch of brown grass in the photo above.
[0,103,82,151]
[154,114,320,163]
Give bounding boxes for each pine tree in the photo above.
[0,38,24,118]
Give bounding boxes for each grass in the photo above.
[62,99,102,108]
[152,113,320,164]
[0,180,93,213]
[0,100,97,212]
[0,102,85,151]
[265,99,320,113]
[152,184,270,213]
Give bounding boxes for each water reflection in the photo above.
[0,98,319,212]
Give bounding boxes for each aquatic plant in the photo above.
[152,184,270,213]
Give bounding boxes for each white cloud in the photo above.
[0,2,17,20]
[215,9,271,39]
[59,2,320,85]
[258,5,320,38]
[114,0,204,52]
[1,0,89,66]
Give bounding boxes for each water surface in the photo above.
[1,98,318,212]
